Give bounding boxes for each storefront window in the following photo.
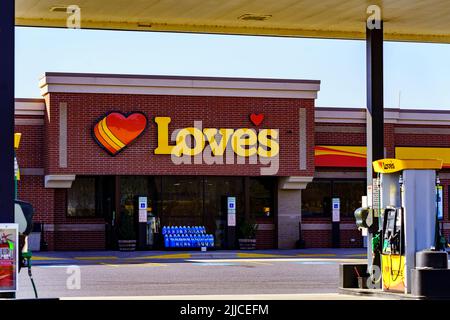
[204,177,245,248]
[67,177,96,217]
[249,177,275,218]
[302,181,332,218]
[301,180,366,219]
[159,176,203,226]
[120,176,149,217]
[333,181,365,218]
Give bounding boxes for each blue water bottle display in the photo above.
[163,225,214,249]
[164,235,169,247]
[208,235,214,247]
[201,235,206,247]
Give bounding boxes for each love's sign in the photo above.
[93,112,279,159]
[93,112,147,155]
[154,117,279,158]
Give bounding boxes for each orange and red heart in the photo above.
[93,112,147,156]
[250,113,264,126]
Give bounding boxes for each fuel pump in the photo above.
[14,133,38,298]
[350,158,450,297]
[15,200,36,297]
[381,206,405,292]
[354,158,446,294]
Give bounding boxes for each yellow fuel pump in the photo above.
[380,206,405,292]
[372,159,443,293]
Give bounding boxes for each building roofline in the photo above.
[316,106,450,114]
[315,107,450,125]
[38,72,321,99]
[14,98,45,103]
[40,72,321,85]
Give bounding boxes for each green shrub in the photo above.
[238,219,258,239]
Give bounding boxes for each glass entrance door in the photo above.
[118,176,159,249]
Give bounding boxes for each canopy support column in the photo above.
[0,0,15,223]
[366,20,384,287]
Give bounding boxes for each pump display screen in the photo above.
[382,208,404,255]
[385,210,397,234]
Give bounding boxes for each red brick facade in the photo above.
[45,93,314,177]
[14,74,450,250]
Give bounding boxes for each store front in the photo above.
[15,73,450,250]
[301,178,366,247]
[15,72,319,250]
[68,175,275,249]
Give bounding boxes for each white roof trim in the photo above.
[14,100,45,117]
[39,74,320,99]
[315,109,366,124]
[315,108,450,125]
[44,175,76,188]
[278,176,313,190]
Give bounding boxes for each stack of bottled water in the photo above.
[162,226,214,249]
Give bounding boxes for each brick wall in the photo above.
[46,93,315,177]
[315,123,366,146]
[15,93,450,250]
[302,230,332,248]
[15,124,45,168]
[17,93,317,251]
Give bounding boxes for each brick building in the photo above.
[14,72,450,250]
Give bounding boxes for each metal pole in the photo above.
[366,21,384,286]
[0,0,15,224]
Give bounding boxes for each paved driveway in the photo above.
[16,249,369,299]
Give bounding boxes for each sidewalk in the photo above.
[30,248,367,265]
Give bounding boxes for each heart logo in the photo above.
[250,113,264,126]
[93,112,147,156]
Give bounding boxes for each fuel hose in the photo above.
[22,252,38,299]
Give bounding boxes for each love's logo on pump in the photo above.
[93,112,147,156]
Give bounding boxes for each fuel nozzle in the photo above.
[22,251,38,299]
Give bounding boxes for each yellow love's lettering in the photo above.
[173,127,205,156]
[231,129,258,157]
[203,128,234,156]
[258,129,279,158]
[155,117,279,159]
[154,117,174,154]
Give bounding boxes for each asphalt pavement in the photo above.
[16,248,371,299]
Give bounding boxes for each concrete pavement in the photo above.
[29,248,367,266]
[16,248,371,300]
[64,293,384,300]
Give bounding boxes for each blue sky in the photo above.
[15,27,450,109]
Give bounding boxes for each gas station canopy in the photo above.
[15,0,450,43]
